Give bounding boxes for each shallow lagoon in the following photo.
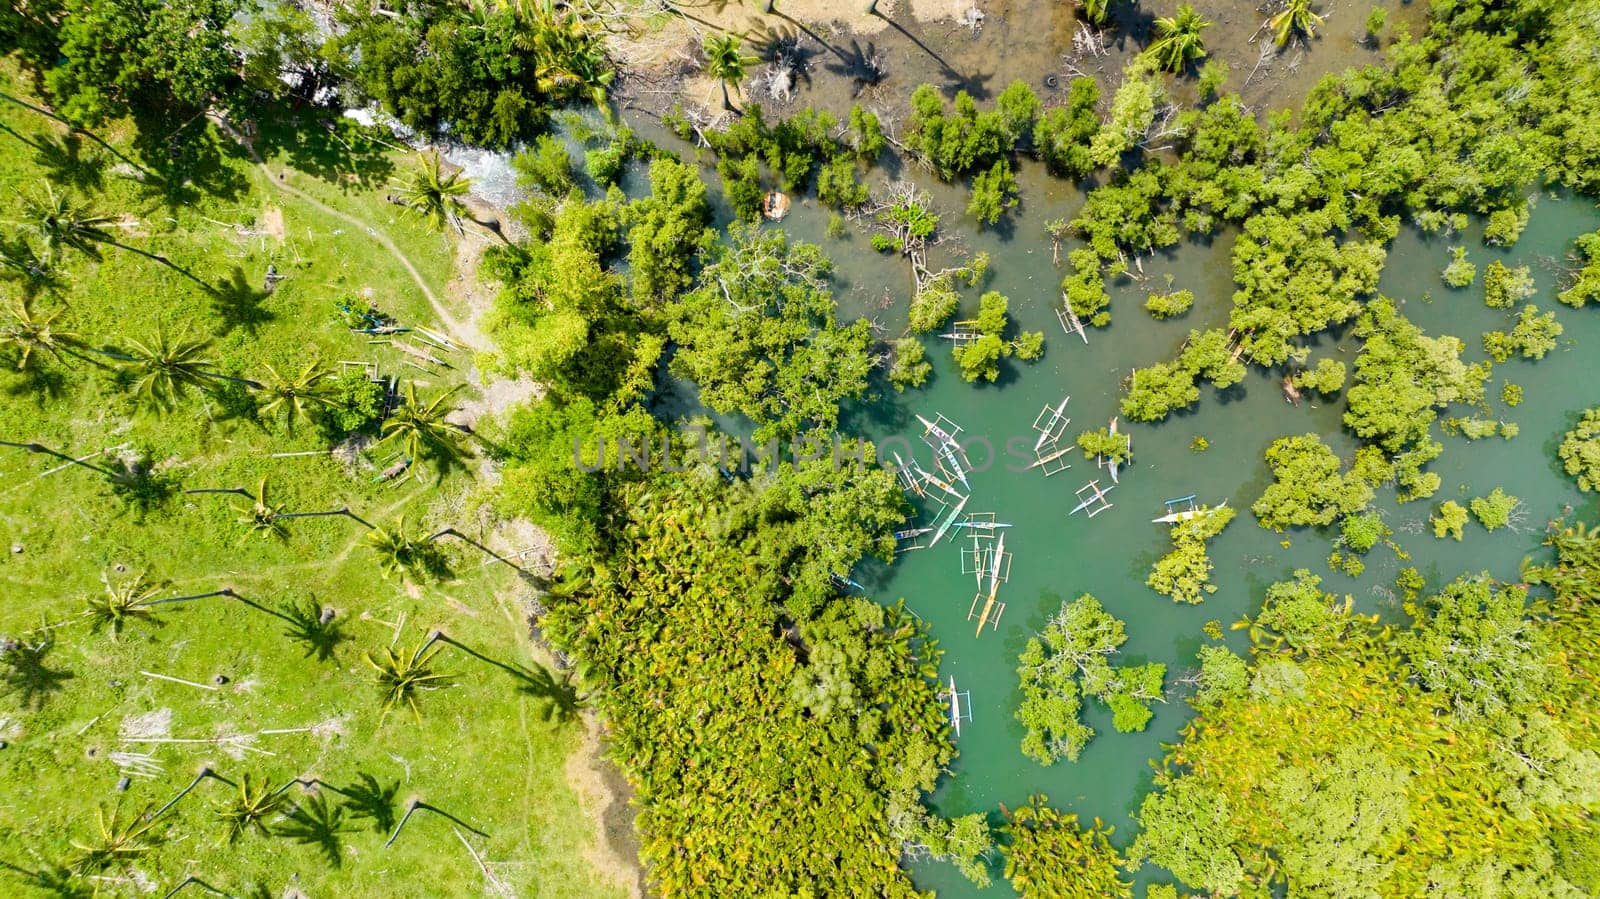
[753,162,1600,893]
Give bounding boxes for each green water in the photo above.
[755,166,1600,894]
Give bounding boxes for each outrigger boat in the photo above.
[953,518,1012,532]
[944,677,972,737]
[1153,498,1227,524]
[1033,395,1072,452]
[895,526,933,541]
[831,573,866,592]
[1070,480,1116,517]
[1106,417,1123,484]
[916,413,971,488]
[890,451,927,497]
[970,533,1008,635]
[919,467,967,503]
[928,494,971,547]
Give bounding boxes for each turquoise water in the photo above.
[766,166,1600,894]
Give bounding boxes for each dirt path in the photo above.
[209,114,483,351]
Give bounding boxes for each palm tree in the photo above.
[1271,0,1324,47]
[363,516,445,582]
[366,635,453,723]
[0,296,83,370]
[391,152,467,234]
[235,478,288,541]
[121,329,261,412]
[1147,4,1211,72]
[185,479,370,540]
[215,773,286,843]
[703,34,754,111]
[257,358,332,434]
[67,803,162,874]
[525,2,615,113]
[391,153,508,243]
[16,182,211,289]
[381,382,467,478]
[84,571,164,639]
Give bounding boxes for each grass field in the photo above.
[0,68,625,898]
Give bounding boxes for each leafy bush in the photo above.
[1469,488,1519,532]
[1559,407,1600,491]
[1145,289,1195,319]
[1432,500,1468,540]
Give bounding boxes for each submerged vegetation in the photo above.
[6,0,1600,895]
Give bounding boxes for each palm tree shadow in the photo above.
[516,664,584,725]
[209,265,275,335]
[32,134,106,192]
[277,599,350,663]
[3,365,69,403]
[275,792,349,868]
[0,635,74,710]
[337,772,401,834]
[823,38,888,86]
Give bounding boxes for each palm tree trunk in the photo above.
[199,370,264,390]
[97,237,217,295]
[149,768,216,821]
[721,81,734,112]
[431,631,535,682]
[0,439,116,476]
[0,121,42,151]
[0,90,160,182]
[384,798,486,849]
[278,507,375,529]
[427,527,523,571]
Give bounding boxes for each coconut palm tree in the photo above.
[215,773,287,843]
[363,516,446,582]
[235,478,288,541]
[82,571,236,638]
[1271,0,1324,47]
[391,152,468,234]
[0,297,83,370]
[121,329,261,412]
[381,382,467,478]
[366,634,453,724]
[15,182,211,290]
[256,358,333,434]
[185,479,370,540]
[67,803,162,874]
[525,2,615,112]
[84,571,165,639]
[391,153,509,243]
[703,33,755,111]
[0,439,116,477]
[1147,4,1212,72]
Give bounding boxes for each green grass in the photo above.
[0,73,623,898]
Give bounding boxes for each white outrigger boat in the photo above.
[928,494,971,547]
[1070,480,1116,518]
[1153,497,1227,524]
[1032,395,1071,452]
[916,413,971,489]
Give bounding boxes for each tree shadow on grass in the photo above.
[209,265,275,336]
[276,599,350,663]
[32,133,106,193]
[275,792,349,868]
[0,634,74,710]
[251,103,397,190]
[338,772,402,834]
